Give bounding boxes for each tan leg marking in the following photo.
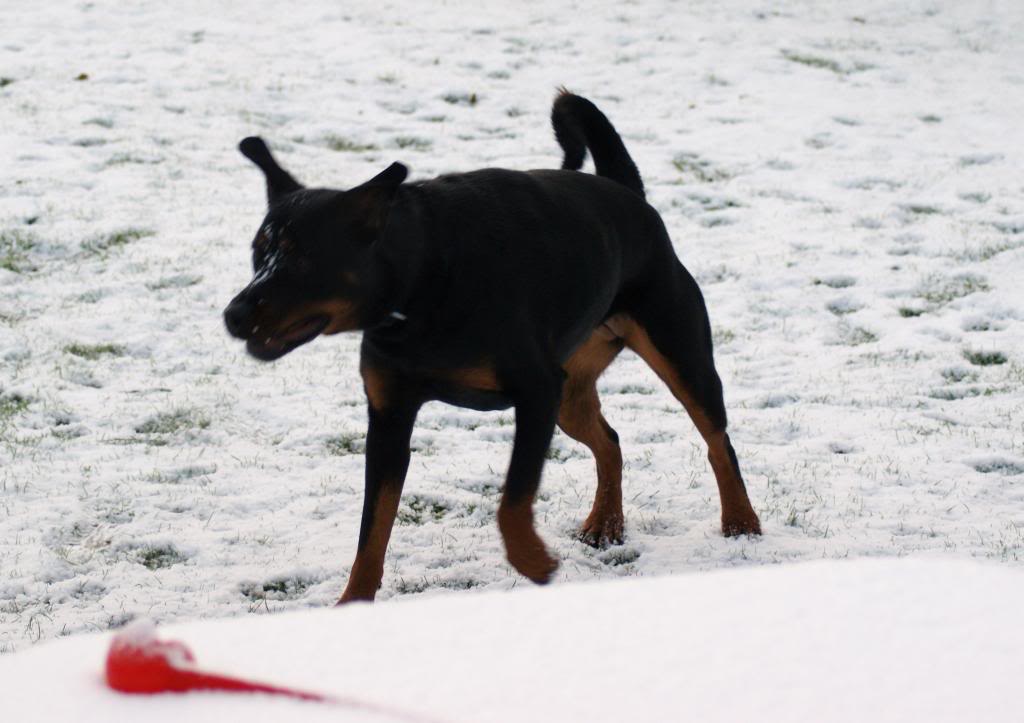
[338,484,403,603]
[560,328,625,546]
[497,496,559,583]
[361,364,392,411]
[617,315,761,536]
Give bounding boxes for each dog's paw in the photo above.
[506,544,559,584]
[722,513,762,537]
[578,513,625,548]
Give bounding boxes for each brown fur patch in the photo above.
[496,497,558,583]
[446,365,502,391]
[617,315,760,535]
[338,485,402,603]
[361,365,392,411]
[560,328,625,545]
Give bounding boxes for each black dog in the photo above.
[224,91,761,603]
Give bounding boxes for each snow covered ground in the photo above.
[1,0,1023,655]
[2,559,1022,722]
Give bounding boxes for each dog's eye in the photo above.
[293,256,312,274]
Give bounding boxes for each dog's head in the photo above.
[223,137,407,361]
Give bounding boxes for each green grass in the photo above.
[953,238,1023,262]
[136,545,185,570]
[0,393,30,423]
[672,152,730,183]
[325,432,364,456]
[396,495,449,525]
[0,229,37,273]
[81,228,153,256]
[838,323,878,346]
[135,407,210,435]
[63,343,125,360]
[964,349,1007,366]
[323,135,378,152]
[898,307,925,318]
[393,136,432,151]
[781,49,873,75]
[915,273,989,306]
[442,91,478,106]
[240,575,315,601]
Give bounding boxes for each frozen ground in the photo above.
[1,559,1022,722]
[1,0,1023,653]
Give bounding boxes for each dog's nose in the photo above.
[223,297,255,339]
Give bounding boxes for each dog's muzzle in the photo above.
[223,294,256,340]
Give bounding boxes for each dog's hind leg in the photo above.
[618,264,761,537]
[559,327,625,547]
[496,365,564,584]
[338,368,420,604]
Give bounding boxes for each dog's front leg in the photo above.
[497,371,563,584]
[337,389,419,604]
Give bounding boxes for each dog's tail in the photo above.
[551,89,645,198]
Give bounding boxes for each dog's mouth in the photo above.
[245,315,330,361]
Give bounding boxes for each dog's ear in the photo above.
[238,137,304,203]
[346,162,409,232]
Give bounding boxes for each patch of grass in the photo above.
[915,273,989,306]
[135,407,210,435]
[136,545,184,570]
[898,307,925,318]
[837,323,878,346]
[144,464,216,484]
[0,77,14,88]
[146,273,203,291]
[0,393,30,423]
[240,575,315,601]
[902,203,941,215]
[713,327,736,344]
[325,432,364,456]
[442,91,478,106]
[0,229,37,273]
[826,298,862,316]
[598,546,641,566]
[394,577,430,594]
[964,349,1007,367]
[396,495,449,526]
[813,275,856,289]
[941,366,977,383]
[323,135,377,153]
[672,152,730,183]
[63,343,124,360]
[781,49,872,75]
[393,136,432,151]
[970,458,1024,475]
[81,228,153,256]
[104,153,161,166]
[953,238,1023,262]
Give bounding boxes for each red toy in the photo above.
[105,620,328,700]
[104,620,437,721]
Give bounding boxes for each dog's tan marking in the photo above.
[617,315,761,536]
[337,484,403,603]
[319,299,359,334]
[446,365,502,392]
[361,365,392,411]
[560,328,625,545]
[497,496,558,583]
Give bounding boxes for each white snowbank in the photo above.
[2,559,1021,722]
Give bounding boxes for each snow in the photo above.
[1,0,1024,672]
[1,559,1022,722]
